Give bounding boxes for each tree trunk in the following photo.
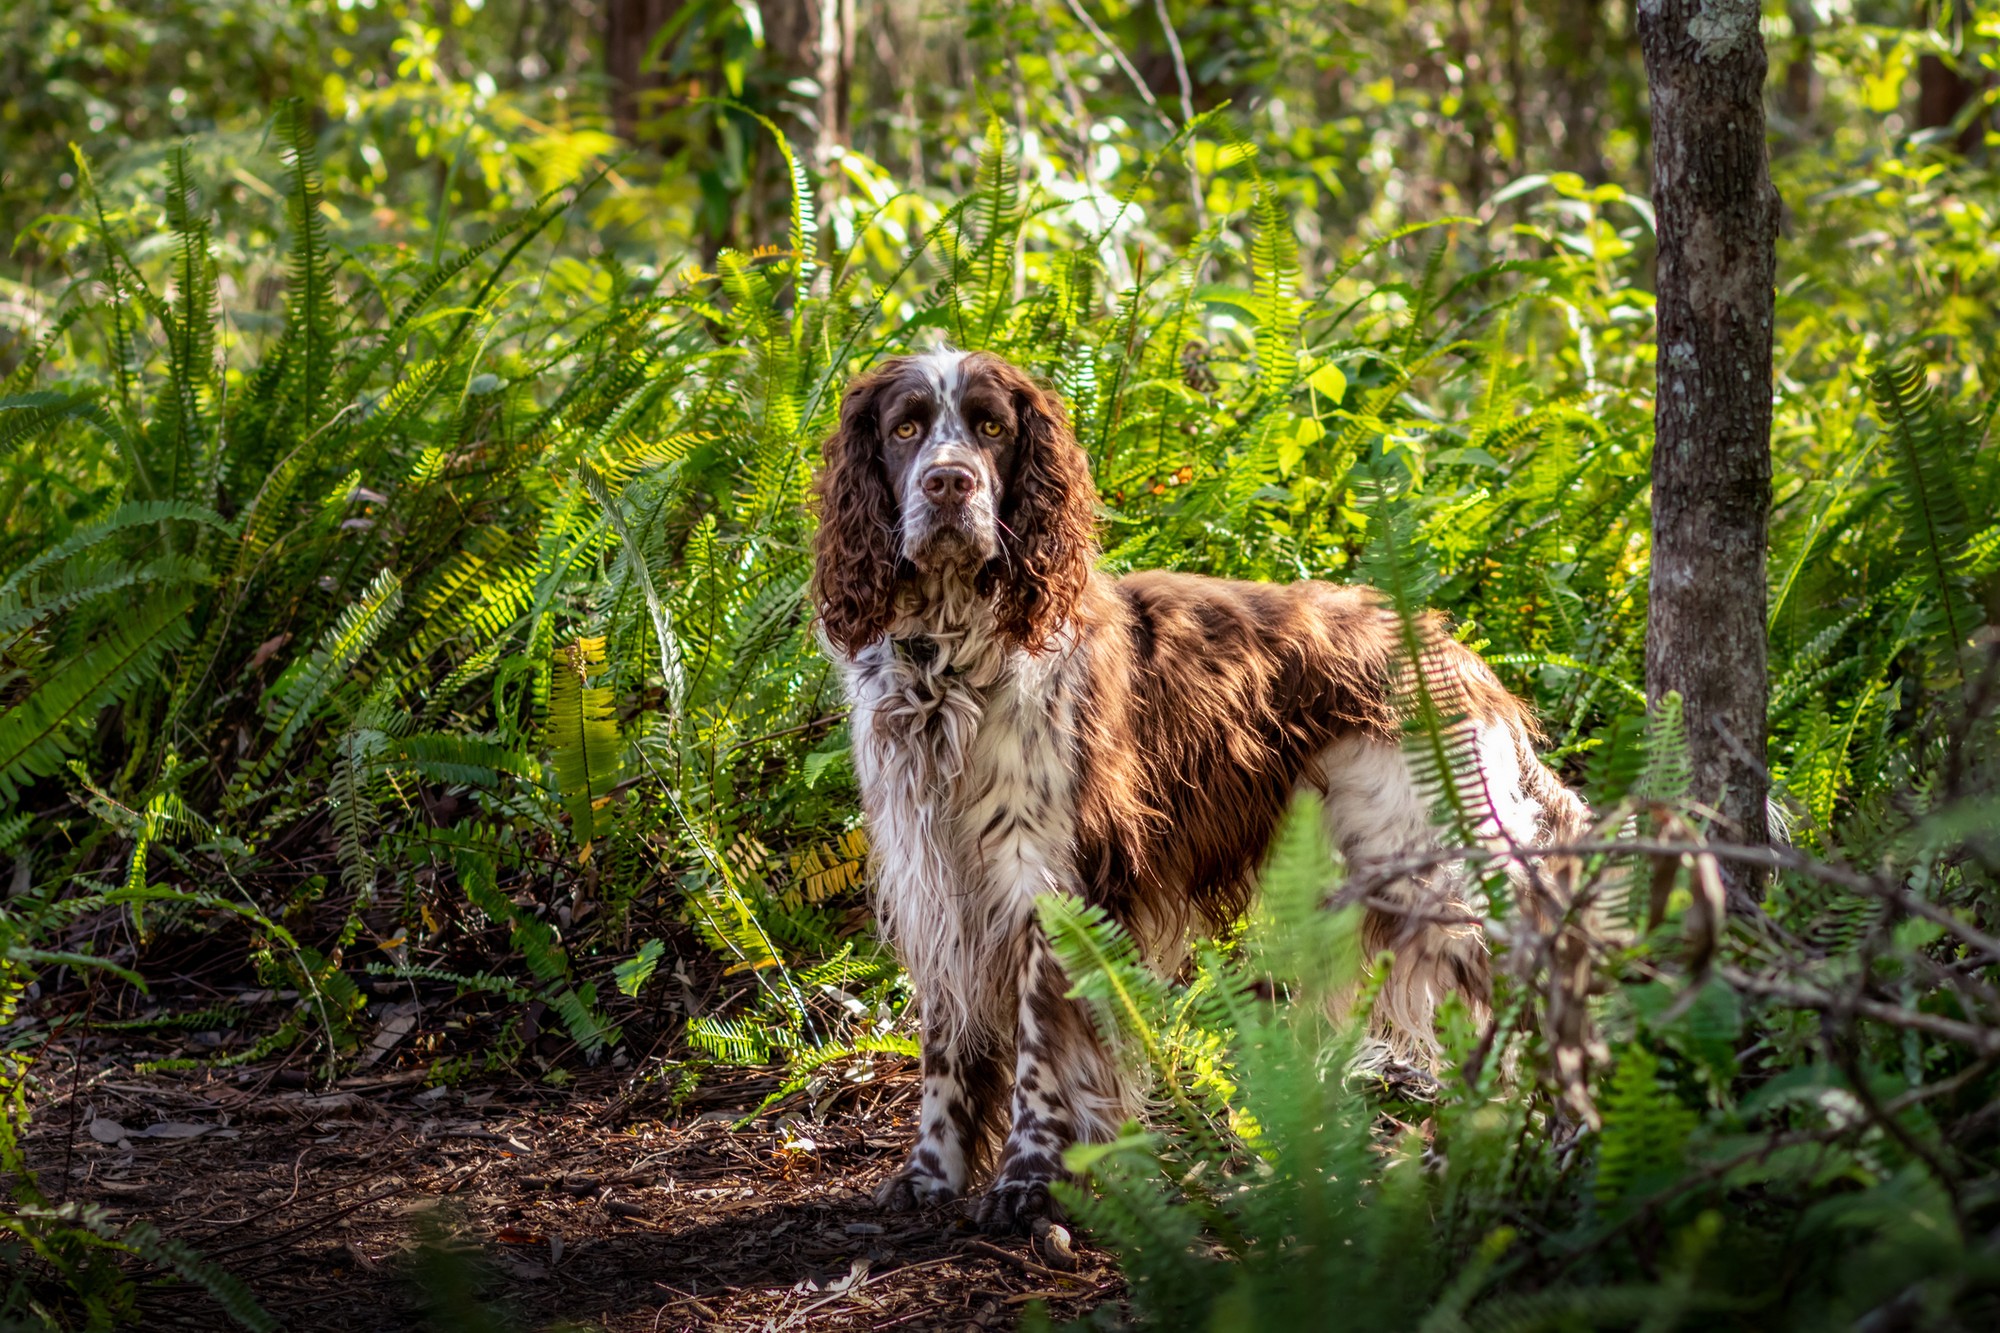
[1637,0,1779,899]
[605,0,678,142]
[1779,2,1820,133]
[760,0,853,164]
[1917,3,1987,154]
[1549,0,1605,178]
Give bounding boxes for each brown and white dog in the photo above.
[810,349,1593,1232]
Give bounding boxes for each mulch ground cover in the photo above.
[18,1020,1121,1331]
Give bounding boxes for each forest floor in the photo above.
[20,1025,1119,1332]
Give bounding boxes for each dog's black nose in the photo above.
[921,464,978,503]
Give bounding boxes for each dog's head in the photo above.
[811,350,1097,655]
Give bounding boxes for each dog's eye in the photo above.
[978,419,1004,438]
[893,420,919,439]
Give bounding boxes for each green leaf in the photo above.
[232,568,403,800]
[614,938,666,998]
[0,592,195,804]
[1307,361,1348,404]
[545,635,622,848]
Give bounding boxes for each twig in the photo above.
[1057,0,1206,227]
[1345,834,2000,966]
[1720,966,2000,1055]
[202,1179,414,1258]
[1148,0,1205,228]
[961,1237,1077,1283]
[189,1146,318,1226]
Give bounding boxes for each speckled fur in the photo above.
[814,351,1595,1231]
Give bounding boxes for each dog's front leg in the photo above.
[972,924,1129,1233]
[876,1012,1007,1209]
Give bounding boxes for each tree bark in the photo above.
[1637,0,1779,898]
[1549,0,1605,177]
[605,0,678,142]
[1917,3,1988,155]
[1779,2,1820,132]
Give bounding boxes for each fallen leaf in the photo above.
[133,1121,215,1140]
[87,1119,130,1144]
[247,633,292,671]
[354,1001,420,1069]
[492,1227,545,1246]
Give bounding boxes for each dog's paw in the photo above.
[1347,1038,1441,1101]
[971,1175,1061,1234]
[874,1165,959,1211]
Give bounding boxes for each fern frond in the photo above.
[360,962,531,1003]
[686,1016,774,1065]
[390,733,537,787]
[0,389,103,457]
[1592,1044,1697,1210]
[0,554,208,640]
[545,635,622,847]
[159,142,219,495]
[335,183,578,405]
[0,501,223,598]
[232,568,403,800]
[276,98,336,431]
[581,466,686,724]
[1870,359,1984,668]
[1636,691,1692,809]
[969,113,1024,343]
[0,592,195,804]
[1249,160,1303,401]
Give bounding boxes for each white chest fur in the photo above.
[843,635,1081,1049]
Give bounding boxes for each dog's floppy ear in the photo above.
[812,364,902,656]
[986,359,1097,652]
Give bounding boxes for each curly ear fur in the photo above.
[812,365,901,656]
[981,357,1098,653]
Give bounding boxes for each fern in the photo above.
[1360,484,1483,844]
[1248,157,1303,403]
[0,501,223,599]
[329,694,396,911]
[1867,358,1989,695]
[159,142,219,495]
[1636,690,1693,810]
[1592,1044,1698,1211]
[390,733,536,787]
[0,592,195,804]
[362,962,531,1004]
[0,388,113,456]
[276,98,336,432]
[545,635,622,847]
[687,1016,774,1065]
[97,1215,277,1333]
[232,568,403,800]
[967,114,1025,344]
[581,465,686,723]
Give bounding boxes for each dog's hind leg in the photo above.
[1316,730,1527,1076]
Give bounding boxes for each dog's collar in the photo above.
[890,634,957,674]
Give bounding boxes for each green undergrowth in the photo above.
[0,79,1996,1329]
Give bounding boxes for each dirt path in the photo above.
[22,1059,1120,1331]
